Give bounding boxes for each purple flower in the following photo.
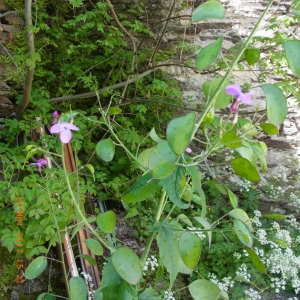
[226,84,255,113]
[52,111,59,125]
[185,147,192,153]
[50,122,79,143]
[30,159,47,173]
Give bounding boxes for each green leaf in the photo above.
[273,239,290,247]
[76,254,96,266]
[37,293,56,300]
[123,207,139,219]
[229,208,253,232]
[230,157,260,182]
[96,210,116,233]
[25,256,47,279]
[139,288,162,300]
[192,0,225,22]
[194,217,212,249]
[291,11,300,17]
[70,277,88,300]
[86,164,95,181]
[237,118,258,137]
[245,47,260,65]
[259,123,279,135]
[283,40,300,78]
[221,132,242,148]
[181,184,193,202]
[177,214,193,227]
[59,111,79,123]
[262,213,286,220]
[235,140,257,166]
[122,173,160,204]
[96,138,115,162]
[160,166,190,209]
[233,220,253,248]
[85,238,103,256]
[202,77,231,109]
[166,112,196,155]
[138,148,154,170]
[149,127,164,143]
[155,265,164,287]
[108,107,122,115]
[188,279,221,300]
[226,187,238,208]
[148,141,177,170]
[152,160,176,179]
[251,143,268,172]
[195,37,223,71]
[246,248,266,274]
[261,84,287,126]
[157,221,181,288]
[99,258,138,300]
[178,256,193,274]
[112,247,142,285]
[179,232,201,269]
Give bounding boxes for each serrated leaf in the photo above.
[261,84,287,126]
[160,166,189,209]
[77,254,96,266]
[96,210,116,233]
[157,221,181,288]
[70,277,88,300]
[188,279,221,300]
[259,123,279,135]
[283,40,300,78]
[122,172,160,204]
[152,160,176,179]
[246,248,266,274]
[192,0,225,22]
[149,127,164,143]
[96,138,115,162]
[202,77,231,109]
[25,256,47,279]
[233,220,253,248]
[230,157,260,182]
[195,37,223,71]
[85,238,103,256]
[112,247,142,285]
[148,141,177,170]
[179,232,201,269]
[245,47,260,65]
[166,112,196,155]
[221,132,242,148]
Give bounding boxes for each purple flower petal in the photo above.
[60,129,72,143]
[65,123,79,131]
[239,90,255,105]
[37,159,47,166]
[185,147,192,153]
[52,111,58,118]
[50,123,64,134]
[226,84,242,96]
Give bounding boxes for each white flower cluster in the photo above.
[275,229,292,245]
[284,215,299,229]
[187,227,206,240]
[289,193,300,212]
[266,185,285,200]
[208,273,234,292]
[81,271,95,300]
[233,252,241,260]
[163,291,175,300]
[143,256,158,274]
[244,288,262,299]
[239,179,252,193]
[235,264,251,282]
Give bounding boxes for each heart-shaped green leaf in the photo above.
[96,138,115,162]
[96,210,116,233]
[245,47,260,65]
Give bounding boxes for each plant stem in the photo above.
[193,0,275,134]
[140,191,166,266]
[61,144,115,253]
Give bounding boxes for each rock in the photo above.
[0,96,14,117]
[0,0,10,12]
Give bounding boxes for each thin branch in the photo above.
[0,10,24,18]
[49,62,172,103]
[16,0,35,120]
